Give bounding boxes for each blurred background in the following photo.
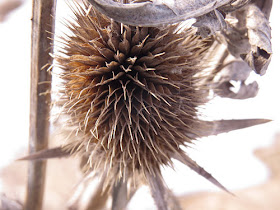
[0,0,279,209]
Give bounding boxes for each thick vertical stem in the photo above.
[25,0,56,209]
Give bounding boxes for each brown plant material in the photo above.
[45,1,272,209]
[18,147,70,161]
[223,2,272,75]
[86,0,273,94]
[3,132,280,210]
[18,119,271,162]
[26,0,56,209]
[211,60,259,99]
[57,0,212,192]
[87,0,232,28]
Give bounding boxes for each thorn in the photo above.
[17,147,70,161]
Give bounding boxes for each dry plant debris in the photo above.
[16,0,274,209]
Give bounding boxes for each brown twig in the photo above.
[24,0,56,210]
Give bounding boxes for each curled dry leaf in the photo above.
[242,3,272,75]
[222,2,272,75]
[213,60,259,99]
[216,80,259,99]
[88,0,232,27]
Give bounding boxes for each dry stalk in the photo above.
[25,0,57,209]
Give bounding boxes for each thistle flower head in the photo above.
[55,0,217,201]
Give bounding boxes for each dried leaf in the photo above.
[222,3,272,75]
[241,4,272,75]
[213,60,259,99]
[216,80,259,99]
[221,27,251,57]
[88,0,232,26]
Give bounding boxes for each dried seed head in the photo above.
[55,2,211,190]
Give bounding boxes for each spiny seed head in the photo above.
[55,2,211,188]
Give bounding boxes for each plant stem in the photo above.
[25,0,56,209]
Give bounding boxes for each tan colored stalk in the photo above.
[25,0,56,209]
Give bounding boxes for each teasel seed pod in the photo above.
[57,0,209,177]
